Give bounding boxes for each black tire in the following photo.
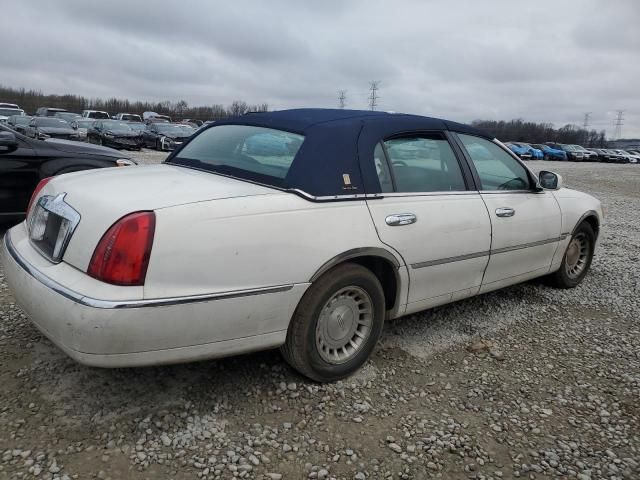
[546,222,595,288]
[280,263,385,382]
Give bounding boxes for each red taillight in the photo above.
[87,212,156,286]
[27,177,53,215]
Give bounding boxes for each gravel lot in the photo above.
[1,157,638,480]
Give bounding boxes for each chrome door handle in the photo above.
[495,207,515,218]
[385,213,417,226]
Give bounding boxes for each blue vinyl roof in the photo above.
[175,109,490,198]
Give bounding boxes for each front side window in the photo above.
[458,134,531,191]
[171,125,304,184]
[381,134,466,193]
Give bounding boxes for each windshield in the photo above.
[171,125,304,185]
[156,124,193,135]
[127,123,146,131]
[75,120,94,128]
[87,111,110,119]
[11,116,31,125]
[121,114,141,121]
[562,145,575,151]
[0,108,24,116]
[56,112,82,121]
[35,118,71,127]
[102,120,133,131]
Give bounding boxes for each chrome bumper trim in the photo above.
[3,231,293,310]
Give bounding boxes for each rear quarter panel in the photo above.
[144,194,398,299]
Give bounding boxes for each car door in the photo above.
[0,134,40,217]
[365,132,492,315]
[454,134,562,292]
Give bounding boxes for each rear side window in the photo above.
[172,125,304,184]
[458,134,531,191]
[381,134,466,193]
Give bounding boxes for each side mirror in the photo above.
[0,131,18,151]
[539,170,563,190]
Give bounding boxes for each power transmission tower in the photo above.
[582,112,591,145]
[368,81,380,111]
[338,90,347,109]
[613,110,624,140]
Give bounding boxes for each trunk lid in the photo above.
[38,164,280,270]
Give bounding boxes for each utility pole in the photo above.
[338,90,347,109]
[613,110,624,140]
[368,81,380,111]
[582,112,591,145]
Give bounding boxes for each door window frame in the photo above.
[373,130,477,195]
[450,132,541,194]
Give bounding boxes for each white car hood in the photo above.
[40,164,281,270]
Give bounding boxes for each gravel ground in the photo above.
[1,158,638,480]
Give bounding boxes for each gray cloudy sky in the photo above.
[2,0,639,136]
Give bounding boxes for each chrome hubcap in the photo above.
[316,286,373,364]
[565,232,589,278]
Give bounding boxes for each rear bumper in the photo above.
[1,229,307,367]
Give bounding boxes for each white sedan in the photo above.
[1,109,603,382]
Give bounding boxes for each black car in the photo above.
[87,120,144,150]
[587,148,611,162]
[24,117,79,140]
[35,107,68,117]
[0,124,135,222]
[7,115,33,134]
[142,123,195,150]
[546,143,584,161]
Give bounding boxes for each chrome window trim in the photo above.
[4,231,293,310]
[410,235,567,269]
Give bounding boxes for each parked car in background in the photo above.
[515,142,543,159]
[530,144,567,161]
[35,107,68,117]
[0,109,602,382]
[587,148,611,162]
[0,123,135,222]
[82,110,110,120]
[602,149,624,163]
[0,106,25,123]
[87,120,143,150]
[613,149,640,164]
[571,145,596,161]
[69,119,94,141]
[6,115,33,134]
[0,103,20,109]
[504,142,532,159]
[546,143,584,161]
[54,112,83,123]
[180,118,203,127]
[142,122,194,150]
[24,117,78,140]
[114,113,143,122]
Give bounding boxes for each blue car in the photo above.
[513,143,544,160]
[504,142,532,159]
[531,144,568,161]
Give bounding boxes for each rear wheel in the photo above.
[546,222,595,288]
[281,263,385,382]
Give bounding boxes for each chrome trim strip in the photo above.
[4,231,293,310]
[411,250,490,269]
[411,235,567,269]
[491,236,566,255]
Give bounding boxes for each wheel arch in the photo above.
[572,210,600,239]
[309,247,404,319]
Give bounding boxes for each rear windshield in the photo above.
[170,125,304,186]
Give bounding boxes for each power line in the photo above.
[613,110,624,140]
[368,81,380,111]
[338,90,347,109]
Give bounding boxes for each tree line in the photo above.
[0,85,268,121]
[471,119,607,147]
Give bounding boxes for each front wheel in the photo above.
[280,263,385,382]
[546,222,595,288]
